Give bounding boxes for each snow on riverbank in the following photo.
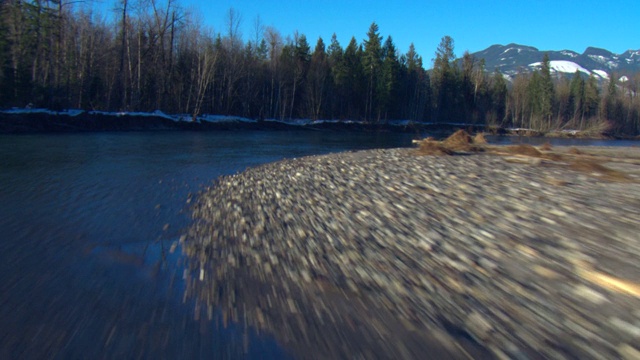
[0,108,434,128]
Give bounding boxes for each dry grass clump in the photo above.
[569,160,631,182]
[540,142,552,151]
[491,143,566,161]
[473,132,488,145]
[417,139,455,155]
[415,130,487,155]
[495,144,634,182]
[442,129,474,151]
[502,144,543,157]
[568,147,583,155]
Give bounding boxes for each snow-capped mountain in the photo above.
[471,43,640,81]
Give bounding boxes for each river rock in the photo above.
[183,147,640,359]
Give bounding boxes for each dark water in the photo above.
[0,131,415,359]
[485,134,639,147]
[0,131,635,359]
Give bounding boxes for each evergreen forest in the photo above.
[1,1,639,135]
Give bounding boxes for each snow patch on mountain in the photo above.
[528,60,590,75]
[592,70,609,79]
[560,51,578,58]
[501,47,524,55]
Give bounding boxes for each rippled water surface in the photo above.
[0,131,417,358]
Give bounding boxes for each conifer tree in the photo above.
[380,36,400,120]
[343,36,364,119]
[307,37,329,119]
[461,51,476,122]
[327,33,345,118]
[604,74,624,129]
[569,70,585,125]
[607,73,617,98]
[403,43,429,121]
[432,35,457,123]
[288,32,310,118]
[555,76,572,127]
[539,53,555,128]
[489,70,507,125]
[363,22,382,122]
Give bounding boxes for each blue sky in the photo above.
[101,0,639,66]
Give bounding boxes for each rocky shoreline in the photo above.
[182,144,640,359]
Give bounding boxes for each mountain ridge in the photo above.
[470,44,640,81]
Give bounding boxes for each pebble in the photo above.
[573,285,609,304]
[610,317,640,338]
[465,311,494,341]
[182,147,640,359]
[618,344,640,360]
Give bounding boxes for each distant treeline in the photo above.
[1,1,639,135]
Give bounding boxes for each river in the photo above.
[0,131,634,358]
[0,131,415,359]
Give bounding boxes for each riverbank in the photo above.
[0,110,495,135]
[183,142,640,359]
[4,110,637,140]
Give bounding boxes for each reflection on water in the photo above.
[0,131,413,358]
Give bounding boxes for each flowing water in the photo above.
[0,131,634,358]
[0,131,414,359]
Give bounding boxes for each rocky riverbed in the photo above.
[182,144,640,359]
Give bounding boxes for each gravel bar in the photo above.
[183,147,640,359]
